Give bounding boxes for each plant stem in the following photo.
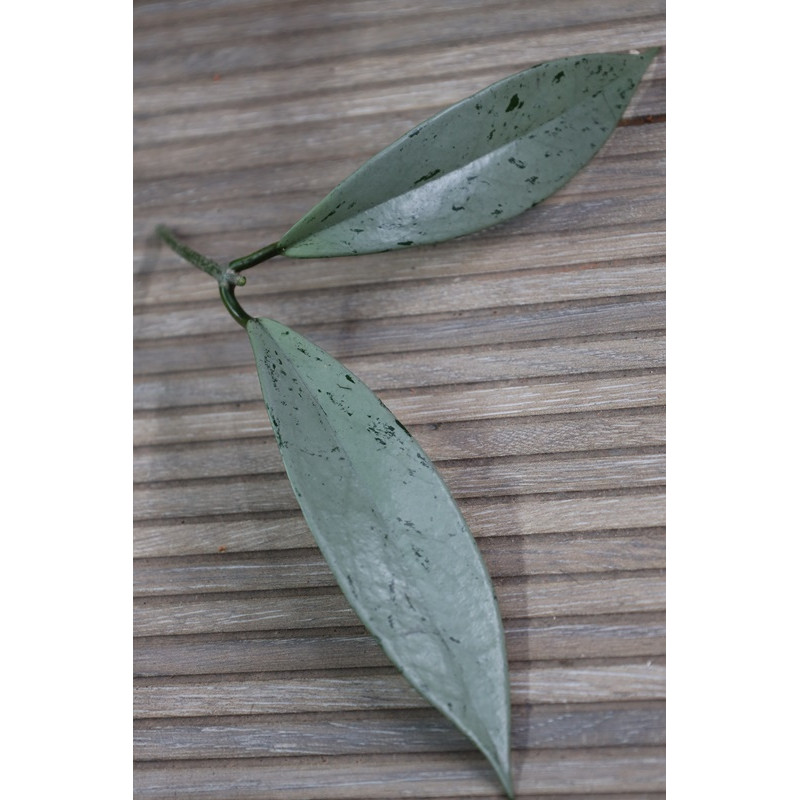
[229,241,282,273]
[156,225,253,328]
[219,282,252,328]
[156,225,245,285]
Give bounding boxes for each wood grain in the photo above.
[134,613,666,677]
[134,663,665,718]
[134,0,665,796]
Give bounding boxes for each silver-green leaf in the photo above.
[277,49,656,257]
[247,317,514,797]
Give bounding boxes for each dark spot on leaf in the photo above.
[452,204,465,211]
[413,168,441,185]
[345,374,355,383]
[397,241,413,246]
[408,129,421,137]
[525,175,539,185]
[508,157,526,169]
[553,70,565,83]
[505,93,520,112]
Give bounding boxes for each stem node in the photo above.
[157,225,254,328]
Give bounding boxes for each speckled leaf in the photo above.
[277,49,656,257]
[247,317,514,798]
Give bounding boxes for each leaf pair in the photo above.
[164,48,656,799]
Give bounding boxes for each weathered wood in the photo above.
[134,612,666,677]
[133,0,664,63]
[134,293,665,374]
[133,68,663,157]
[133,573,664,636]
[134,333,666,409]
[134,529,665,595]
[135,229,666,333]
[134,371,665,447]
[135,408,664,482]
[134,701,665,760]
[133,746,666,798]
[134,450,666,520]
[135,255,666,342]
[134,663,665,718]
[133,130,664,229]
[134,487,666,556]
[134,0,666,795]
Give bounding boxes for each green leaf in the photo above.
[247,317,514,798]
[278,49,656,257]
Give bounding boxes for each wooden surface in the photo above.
[133,1,666,797]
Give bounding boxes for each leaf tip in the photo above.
[636,46,660,65]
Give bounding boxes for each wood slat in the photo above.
[134,130,664,222]
[134,613,666,677]
[134,487,666,557]
[135,123,663,233]
[134,333,666,410]
[136,224,665,310]
[134,71,663,155]
[134,663,665,718]
[133,572,665,637]
[135,407,664,483]
[133,296,665,383]
[134,450,665,520]
[134,529,665,596]
[134,371,665,447]
[133,746,666,799]
[133,0,663,55]
[133,0,664,88]
[134,262,665,345]
[134,701,665,759]
[134,21,660,117]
